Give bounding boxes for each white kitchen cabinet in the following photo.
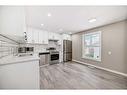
[54,33,60,40]
[38,30,43,44]
[48,32,61,41]
[26,27,61,44]
[33,29,39,44]
[43,31,48,44]
[26,27,48,44]
[62,34,72,40]
[27,28,33,43]
[0,60,40,89]
[48,32,55,40]
[26,27,39,44]
[38,31,48,44]
[0,6,26,38]
[57,34,62,45]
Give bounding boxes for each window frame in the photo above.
[82,31,102,62]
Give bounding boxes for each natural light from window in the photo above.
[82,31,101,61]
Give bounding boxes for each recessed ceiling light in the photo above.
[47,13,51,17]
[41,24,44,26]
[88,18,96,23]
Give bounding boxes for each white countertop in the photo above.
[0,54,40,66]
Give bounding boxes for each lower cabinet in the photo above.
[39,54,50,66]
[0,60,40,89]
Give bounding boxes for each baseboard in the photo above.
[72,59,127,77]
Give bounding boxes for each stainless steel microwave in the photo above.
[18,47,34,53]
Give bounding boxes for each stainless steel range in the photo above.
[47,47,59,65]
[50,51,59,64]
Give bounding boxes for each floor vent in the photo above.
[87,65,95,69]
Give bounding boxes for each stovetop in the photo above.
[50,50,59,54]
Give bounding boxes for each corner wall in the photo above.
[72,20,127,74]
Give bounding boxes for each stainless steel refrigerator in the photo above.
[63,40,72,62]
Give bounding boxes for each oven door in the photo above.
[51,54,59,61]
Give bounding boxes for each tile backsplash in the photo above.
[20,41,62,53]
[0,35,19,58]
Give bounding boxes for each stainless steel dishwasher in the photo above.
[39,52,50,66]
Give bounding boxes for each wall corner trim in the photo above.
[72,59,127,77]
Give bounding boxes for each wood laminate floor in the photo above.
[40,61,127,89]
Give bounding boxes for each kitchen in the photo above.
[0,31,71,89]
[0,6,127,89]
[0,6,72,89]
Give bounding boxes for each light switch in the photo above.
[108,51,112,55]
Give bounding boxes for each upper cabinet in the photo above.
[54,33,61,40]
[26,27,33,43]
[48,32,61,41]
[48,32,55,40]
[32,29,39,44]
[26,27,48,44]
[0,6,26,37]
[62,34,72,40]
[26,27,62,45]
[38,30,48,44]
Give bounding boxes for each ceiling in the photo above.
[25,6,127,34]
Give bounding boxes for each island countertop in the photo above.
[0,54,40,66]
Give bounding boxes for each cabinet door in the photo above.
[43,31,48,44]
[67,35,72,40]
[26,28,33,43]
[62,34,72,40]
[48,32,54,39]
[54,33,59,40]
[39,55,46,66]
[57,34,62,45]
[38,31,48,44]
[38,31,43,44]
[33,29,39,44]
[27,31,33,43]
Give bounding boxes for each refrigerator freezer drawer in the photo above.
[63,53,72,62]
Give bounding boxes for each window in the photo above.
[82,31,101,61]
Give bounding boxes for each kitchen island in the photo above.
[0,54,40,89]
